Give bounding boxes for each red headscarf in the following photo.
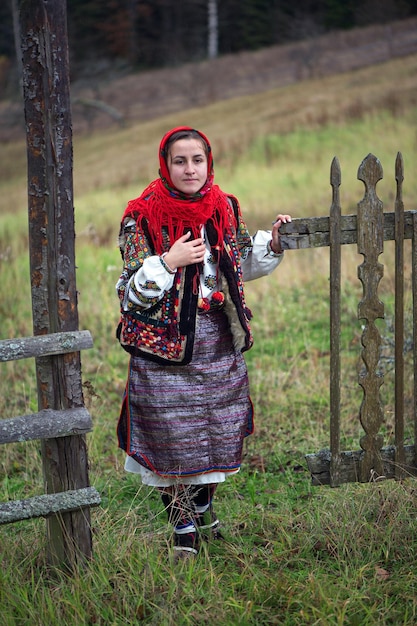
[122,126,232,254]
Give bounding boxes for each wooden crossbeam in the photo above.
[0,487,101,525]
[0,407,92,444]
[306,445,417,486]
[279,210,417,250]
[0,330,93,363]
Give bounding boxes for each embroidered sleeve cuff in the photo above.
[266,239,283,257]
[160,253,177,274]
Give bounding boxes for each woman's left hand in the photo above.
[270,214,292,254]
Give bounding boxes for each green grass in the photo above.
[2,54,417,624]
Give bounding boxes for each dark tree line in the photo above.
[1,0,417,87]
[65,0,417,70]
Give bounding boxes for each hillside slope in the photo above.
[1,16,417,143]
[1,48,417,219]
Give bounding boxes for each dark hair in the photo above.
[164,129,209,161]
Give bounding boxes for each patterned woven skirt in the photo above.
[117,309,253,480]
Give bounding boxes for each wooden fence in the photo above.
[0,0,101,571]
[280,152,417,487]
[0,331,101,564]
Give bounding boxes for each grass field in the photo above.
[1,53,417,624]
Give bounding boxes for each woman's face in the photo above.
[167,138,208,195]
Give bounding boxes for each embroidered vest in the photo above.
[116,197,253,365]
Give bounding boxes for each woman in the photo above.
[116,126,291,558]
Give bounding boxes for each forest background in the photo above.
[2,0,417,91]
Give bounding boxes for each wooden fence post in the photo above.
[394,153,405,479]
[19,0,93,568]
[329,157,342,486]
[413,212,417,471]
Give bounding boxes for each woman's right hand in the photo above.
[162,231,206,270]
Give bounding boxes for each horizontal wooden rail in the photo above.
[305,445,417,486]
[280,210,417,250]
[0,487,101,525]
[0,407,92,444]
[0,330,93,363]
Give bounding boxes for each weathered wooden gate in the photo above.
[280,153,417,487]
[0,0,100,569]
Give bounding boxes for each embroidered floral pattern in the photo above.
[141,280,160,291]
[207,252,216,265]
[120,314,185,360]
[124,231,150,271]
[237,221,252,260]
[204,274,217,290]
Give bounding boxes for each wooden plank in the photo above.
[394,152,405,479]
[329,157,342,487]
[279,210,417,250]
[305,445,417,486]
[0,330,93,363]
[0,487,101,525]
[0,407,92,444]
[356,154,385,481]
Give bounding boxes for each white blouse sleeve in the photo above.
[118,255,175,311]
[241,230,284,282]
